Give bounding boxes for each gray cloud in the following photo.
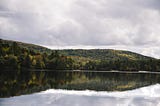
[0,0,160,58]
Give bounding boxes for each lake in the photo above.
[0,70,160,106]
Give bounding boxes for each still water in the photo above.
[1,84,160,106]
[1,70,160,97]
[1,70,160,106]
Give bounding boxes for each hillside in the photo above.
[0,39,154,61]
[60,49,153,61]
[0,39,160,71]
[0,39,52,54]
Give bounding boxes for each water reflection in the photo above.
[0,70,160,97]
[1,85,160,106]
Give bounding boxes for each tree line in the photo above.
[0,40,160,71]
[0,41,75,70]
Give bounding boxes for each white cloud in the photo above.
[0,0,160,58]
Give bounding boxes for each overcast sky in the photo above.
[0,0,160,58]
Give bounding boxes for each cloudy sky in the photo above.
[0,0,160,58]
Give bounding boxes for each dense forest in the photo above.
[1,39,160,71]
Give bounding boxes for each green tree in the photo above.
[7,55,20,69]
[24,54,32,68]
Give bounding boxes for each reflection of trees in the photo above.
[1,71,160,97]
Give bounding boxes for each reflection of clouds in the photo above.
[0,84,160,106]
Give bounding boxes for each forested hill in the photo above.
[1,39,52,54]
[59,49,154,61]
[0,39,154,61]
[1,39,160,71]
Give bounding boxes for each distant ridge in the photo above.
[0,38,155,61]
[0,39,52,54]
[1,38,160,71]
